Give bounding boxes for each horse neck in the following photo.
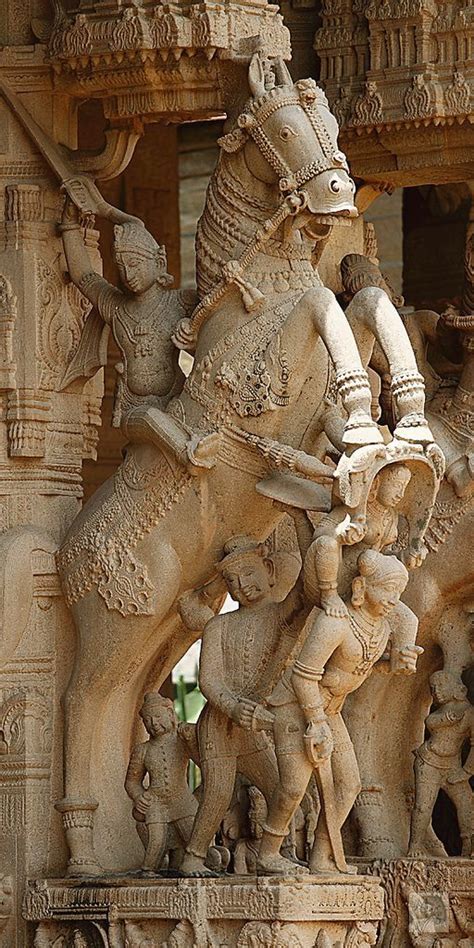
[195,151,313,299]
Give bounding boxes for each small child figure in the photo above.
[125,693,198,874]
[409,670,474,859]
[304,462,414,618]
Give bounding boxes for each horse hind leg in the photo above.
[57,544,182,875]
[345,286,434,444]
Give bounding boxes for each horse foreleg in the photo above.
[284,287,382,447]
[345,286,433,444]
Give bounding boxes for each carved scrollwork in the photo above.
[35,258,91,391]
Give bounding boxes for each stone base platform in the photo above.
[23,873,385,947]
[370,857,474,948]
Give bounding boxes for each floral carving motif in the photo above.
[350,81,383,126]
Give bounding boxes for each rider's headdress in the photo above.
[114,221,167,265]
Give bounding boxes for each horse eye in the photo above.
[280,126,297,141]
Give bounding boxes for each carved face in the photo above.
[115,250,164,295]
[141,706,175,738]
[375,465,411,508]
[242,100,356,228]
[361,574,407,619]
[223,555,273,606]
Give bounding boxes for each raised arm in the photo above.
[59,197,116,313]
[178,575,227,632]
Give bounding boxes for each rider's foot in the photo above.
[180,852,220,877]
[257,854,309,877]
[321,591,347,618]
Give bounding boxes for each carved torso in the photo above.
[127,731,197,823]
[218,590,306,703]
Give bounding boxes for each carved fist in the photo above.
[251,704,275,732]
[186,432,220,472]
[391,644,424,676]
[294,451,334,484]
[446,767,471,786]
[336,516,366,546]
[60,195,81,226]
[304,719,333,766]
[134,792,152,816]
[231,699,256,730]
[401,545,427,570]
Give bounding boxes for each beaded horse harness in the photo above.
[173,78,349,352]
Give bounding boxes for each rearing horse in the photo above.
[57,54,432,873]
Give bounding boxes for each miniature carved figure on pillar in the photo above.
[125,693,198,874]
[409,670,474,859]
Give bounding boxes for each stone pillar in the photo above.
[0,61,103,948]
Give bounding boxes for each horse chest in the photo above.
[188,296,309,422]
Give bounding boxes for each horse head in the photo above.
[218,54,357,237]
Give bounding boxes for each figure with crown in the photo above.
[59,197,219,471]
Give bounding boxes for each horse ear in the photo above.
[217,127,247,153]
[248,52,265,98]
[274,57,293,89]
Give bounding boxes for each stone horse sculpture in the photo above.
[56,55,434,873]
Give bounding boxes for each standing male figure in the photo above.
[409,670,474,858]
[179,535,309,876]
[258,550,422,875]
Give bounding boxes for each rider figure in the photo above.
[60,197,218,473]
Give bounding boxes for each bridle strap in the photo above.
[173,91,346,351]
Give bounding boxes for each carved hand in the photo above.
[393,644,424,676]
[61,195,81,225]
[446,767,471,785]
[293,451,334,484]
[401,545,427,570]
[186,432,220,472]
[250,704,275,732]
[304,719,333,766]
[134,792,152,816]
[336,515,366,546]
[230,699,257,730]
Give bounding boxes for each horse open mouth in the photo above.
[302,211,353,240]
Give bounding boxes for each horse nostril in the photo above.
[329,178,341,194]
